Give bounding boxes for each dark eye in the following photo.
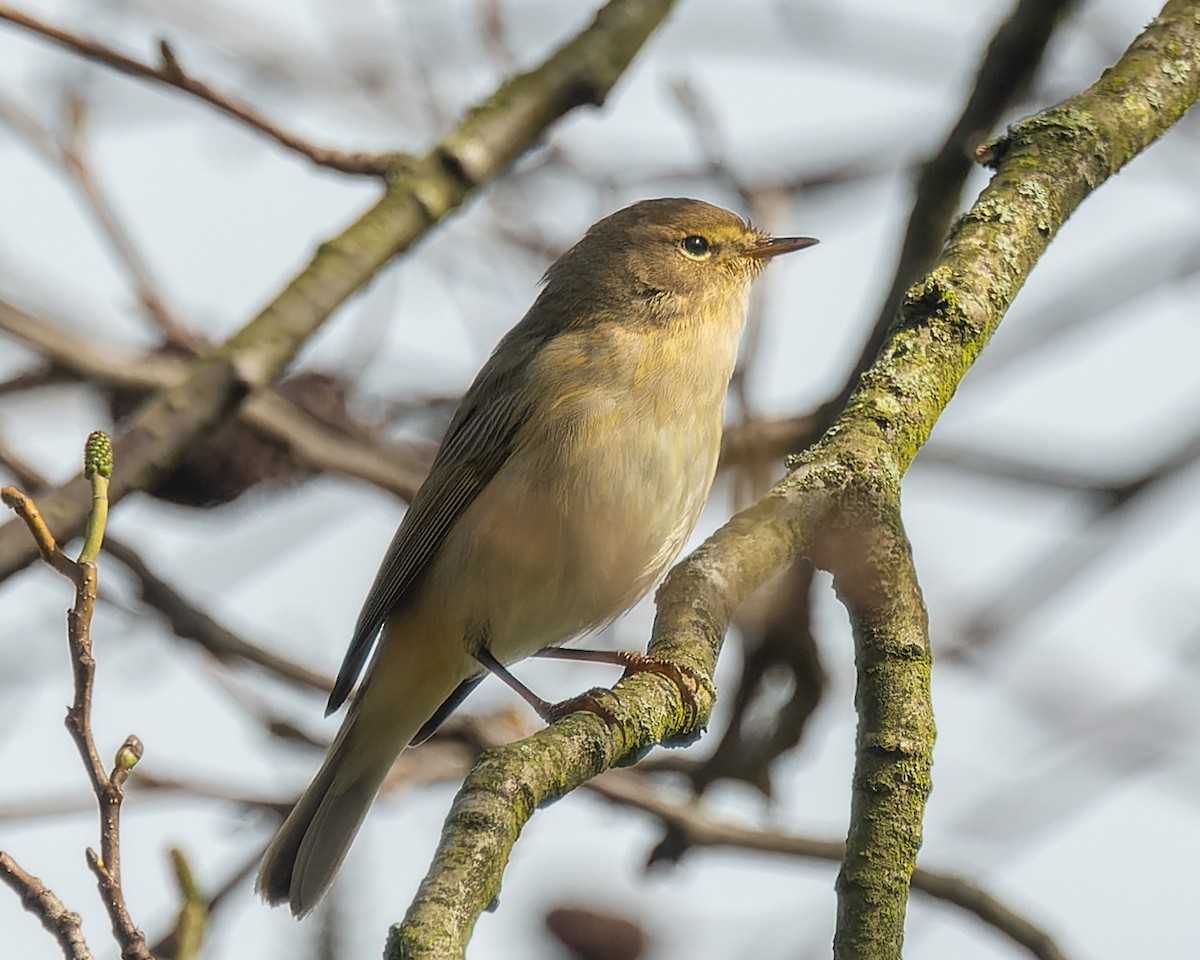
[681,234,711,257]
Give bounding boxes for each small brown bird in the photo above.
[258,198,816,915]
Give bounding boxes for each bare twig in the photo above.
[0,5,405,176]
[0,297,434,500]
[0,852,94,960]
[0,92,197,346]
[2,435,153,960]
[0,299,179,389]
[102,538,336,693]
[0,486,75,578]
[588,772,1072,960]
[60,96,196,345]
[0,365,74,397]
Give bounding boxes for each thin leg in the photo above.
[475,647,555,719]
[475,647,619,726]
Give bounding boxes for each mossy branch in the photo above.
[390,3,1200,957]
[821,502,933,957]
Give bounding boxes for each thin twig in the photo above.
[0,91,197,347]
[102,538,336,693]
[59,95,198,348]
[0,5,405,176]
[3,437,153,960]
[0,298,434,501]
[588,771,1072,960]
[0,486,76,578]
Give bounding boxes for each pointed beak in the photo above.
[745,236,820,259]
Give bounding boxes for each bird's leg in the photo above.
[474,647,553,716]
[532,646,704,705]
[474,647,618,726]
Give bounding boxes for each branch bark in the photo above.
[819,505,933,958]
[0,853,94,960]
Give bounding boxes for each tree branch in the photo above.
[0,853,94,960]
[0,92,198,346]
[0,5,405,177]
[2,436,152,960]
[588,771,1071,960]
[389,2,1200,954]
[817,505,932,957]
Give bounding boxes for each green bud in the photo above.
[115,735,144,772]
[84,431,114,480]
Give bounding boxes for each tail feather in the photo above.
[256,706,396,916]
[257,623,469,916]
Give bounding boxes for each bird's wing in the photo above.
[325,359,534,715]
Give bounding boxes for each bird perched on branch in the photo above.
[258,198,817,915]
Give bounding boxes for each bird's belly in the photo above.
[424,406,721,664]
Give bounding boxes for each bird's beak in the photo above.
[745,236,819,259]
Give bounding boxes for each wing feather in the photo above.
[324,355,536,714]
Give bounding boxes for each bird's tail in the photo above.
[257,628,464,916]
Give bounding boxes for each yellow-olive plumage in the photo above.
[257,198,816,915]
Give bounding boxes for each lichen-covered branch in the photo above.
[0,0,679,584]
[849,0,1080,406]
[390,3,1200,956]
[819,503,933,958]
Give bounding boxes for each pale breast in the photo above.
[424,315,741,664]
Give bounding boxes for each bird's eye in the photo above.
[680,234,711,258]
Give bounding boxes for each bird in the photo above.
[257,197,817,915]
